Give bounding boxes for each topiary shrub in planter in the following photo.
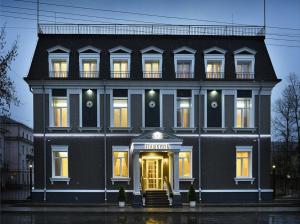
[118,186,126,207]
[188,185,196,207]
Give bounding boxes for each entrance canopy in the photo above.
[131,130,183,153]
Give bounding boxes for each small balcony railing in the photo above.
[111,72,130,78]
[206,72,224,79]
[49,71,68,78]
[236,72,254,79]
[143,72,162,79]
[176,72,194,79]
[80,71,99,78]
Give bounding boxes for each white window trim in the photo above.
[110,89,131,128]
[234,55,255,78]
[110,54,131,78]
[112,146,130,180]
[48,53,69,78]
[79,53,100,78]
[179,146,193,180]
[50,145,70,184]
[234,90,255,129]
[174,91,195,128]
[49,90,70,128]
[142,54,163,78]
[79,89,100,128]
[204,54,225,79]
[235,145,254,184]
[174,54,195,78]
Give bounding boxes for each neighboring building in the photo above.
[25,24,279,205]
[0,116,34,186]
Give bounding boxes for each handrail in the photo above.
[164,176,173,199]
[38,24,265,37]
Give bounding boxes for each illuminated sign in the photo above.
[144,144,170,150]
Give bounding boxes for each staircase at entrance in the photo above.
[145,190,170,207]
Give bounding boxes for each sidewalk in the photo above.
[1,200,300,213]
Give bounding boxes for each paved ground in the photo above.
[1,212,300,224]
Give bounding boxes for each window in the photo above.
[112,60,129,78]
[48,46,70,78]
[176,92,191,128]
[174,47,195,79]
[141,46,163,78]
[82,60,97,78]
[234,47,256,79]
[52,146,68,178]
[112,89,129,128]
[177,61,192,78]
[112,148,129,178]
[235,90,253,128]
[144,60,160,78]
[204,47,226,79]
[235,146,253,180]
[179,147,192,179]
[51,89,68,128]
[52,60,67,78]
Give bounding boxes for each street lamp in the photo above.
[272,164,276,199]
[29,164,33,199]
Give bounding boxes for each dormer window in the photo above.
[109,46,131,78]
[234,47,256,79]
[48,46,70,78]
[174,47,196,79]
[141,46,163,78]
[204,47,226,79]
[78,46,100,78]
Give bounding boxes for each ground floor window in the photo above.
[179,146,192,178]
[112,146,129,178]
[236,146,252,178]
[51,145,69,178]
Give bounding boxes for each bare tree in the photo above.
[0,25,19,116]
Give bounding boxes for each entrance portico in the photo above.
[131,130,183,207]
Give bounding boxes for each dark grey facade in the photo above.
[26,24,279,205]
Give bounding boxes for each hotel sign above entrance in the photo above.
[144,144,170,150]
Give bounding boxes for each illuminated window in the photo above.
[236,98,251,128]
[52,147,68,178]
[52,60,67,78]
[144,61,160,78]
[179,151,191,178]
[113,98,128,127]
[177,98,191,128]
[82,60,97,78]
[112,61,129,78]
[113,151,129,178]
[52,98,68,127]
[236,151,251,177]
[177,61,192,78]
[206,61,222,79]
[236,61,252,79]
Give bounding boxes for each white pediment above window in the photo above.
[173,46,196,54]
[203,46,226,54]
[141,46,164,54]
[78,46,101,54]
[109,46,132,54]
[234,47,256,55]
[47,45,70,54]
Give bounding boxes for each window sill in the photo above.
[234,177,255,184]
[109,127,132,132]
[179,177,195,184]
[79,127,101,132]
[173,127,197,133]
[50,177,71,185]
[141,127,164,132]
[233,128,256,133]
[111,177,131,185]
[48,127,72,132]
[202,127,227,133]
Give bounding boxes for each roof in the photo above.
[0,116,33,131]
[26,31,278,82]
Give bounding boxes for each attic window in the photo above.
[204,47,226,79]
[174,47,195,79]
[48,46,70,78]
[78,46,100,78]
[234,47,256,79]
[141,46,163,78]
[110,46,132,79]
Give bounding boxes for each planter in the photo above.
[119,201,125,207]
[189,201,196,207]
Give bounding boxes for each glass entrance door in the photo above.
[143,158,163,190]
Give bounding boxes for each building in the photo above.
[0,116,34,187]
[25,24,279,205]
